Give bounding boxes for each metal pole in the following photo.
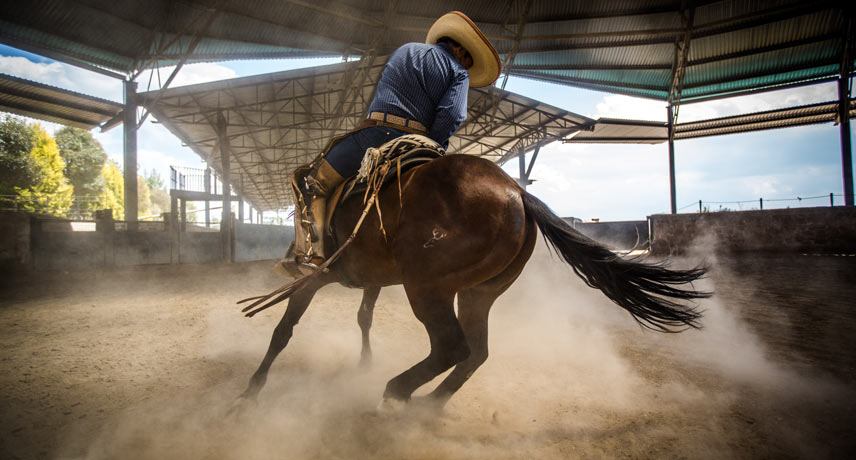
[204,167,211,227]
[518,151,527,190]
[667,104,677,214]
[217,112,233,262]
[760,198,763,210]
[839,75,853,206]
[831,192,835,206]
[698,200,702,213]
[123,80,138,227]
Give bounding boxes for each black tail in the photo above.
[521,192,709,332]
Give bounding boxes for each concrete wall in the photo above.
[1,212,293,272]
[31,230,107,270]
[650,207,856,254]
[235,223,293,262]
[0,211,30,271]
[571,220,649,250]
[179,232,222,264]
[114,232,173,266]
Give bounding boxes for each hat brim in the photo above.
[426,11,501,88]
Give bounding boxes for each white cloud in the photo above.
[136,63,237,91]
[594,94,666,121]
[678,83,837,122]
[0,56,123,102]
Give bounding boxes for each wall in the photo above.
[234,223,294,262]
[31,229,107,270]
[570,220,649,250]
[1,213,293,272]
[0,211,30,271]
[649,207,856,254]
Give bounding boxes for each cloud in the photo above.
[0,56,122,102]
[136,63,237,91]
[594,94,666,121]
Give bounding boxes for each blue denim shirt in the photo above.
[368,42,470,148]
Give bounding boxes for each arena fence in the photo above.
[0,210,293,271]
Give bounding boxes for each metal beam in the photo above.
[123,80,138,227]
[217,112,233,262]
[667,103,677,214]
[840,17,854,206]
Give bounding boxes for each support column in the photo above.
[840,75,854,206]
[169,191,179,263]
[667,104,677,214]
[518,151,527,190]
[204,167,211,227]
[238,195,244,223]
[217,112,233,262]
[123,80,138,228]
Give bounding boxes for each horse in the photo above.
[237,153,708,410]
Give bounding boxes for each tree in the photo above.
[137,175,152,218]
[55,126,107,213]
[144,168,169,216]
[16,125,74,216]
[99,160,124,219]
[144,168,165,191]
[0,115,39,195]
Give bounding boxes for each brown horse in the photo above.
[238,154,708,408]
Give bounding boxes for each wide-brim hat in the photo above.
[426,11,501,88]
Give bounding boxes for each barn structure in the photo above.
[1,0,854,266]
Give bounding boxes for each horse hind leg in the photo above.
[382,288,469,406]
[428,215,536,407]
[358,286,381,368]
[425,286,501,407]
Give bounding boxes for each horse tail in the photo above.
[521,192,708,332]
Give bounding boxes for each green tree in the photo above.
[100,160,124,219]
[144,168,165,191]
[149,188,169,216]
[16,125,74,216]
[55,127,107,213]
[144,168,169,217]
[137,175,152,218]
[0,115,39,195]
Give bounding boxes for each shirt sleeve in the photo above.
[428,70,469,149]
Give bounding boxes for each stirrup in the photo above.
[294,254,327,272]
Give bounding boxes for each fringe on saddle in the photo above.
[237,134,445,317]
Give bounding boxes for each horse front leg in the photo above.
[358,286,381,368]
[239,281,322,401]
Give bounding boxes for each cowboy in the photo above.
[287,11,501,271]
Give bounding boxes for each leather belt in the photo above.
[367,111,427,134]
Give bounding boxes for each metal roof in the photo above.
[0,72,123,130]
[566,100,856,144]
[1,1,852,102]
[141,58,593,211]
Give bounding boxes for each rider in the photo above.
[285,11,501,271]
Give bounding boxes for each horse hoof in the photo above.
[226,395,257,419]
[376,397,405,414]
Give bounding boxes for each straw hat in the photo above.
[426,11,501,87]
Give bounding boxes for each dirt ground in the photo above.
[1,243,855,460]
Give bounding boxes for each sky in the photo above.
[1,43,853,222]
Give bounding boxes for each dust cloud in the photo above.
[2,239,853,459]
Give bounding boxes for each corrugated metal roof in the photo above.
[566,99,856,144]
[0,73,123,130]
[141,58,593,211]
[1,1,850,102]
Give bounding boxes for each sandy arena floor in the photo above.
[1,243,854,459]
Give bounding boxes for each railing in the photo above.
[676,193,846,213]
[0,195,104,220]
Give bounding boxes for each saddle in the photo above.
[291,134,446,250]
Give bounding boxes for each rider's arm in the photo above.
[428,70,469,149]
